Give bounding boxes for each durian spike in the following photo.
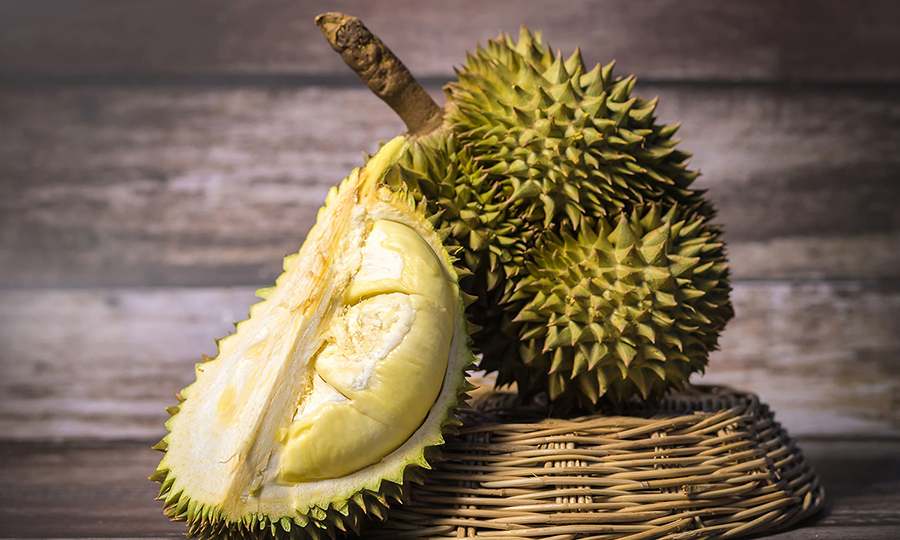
[316,12,443,136]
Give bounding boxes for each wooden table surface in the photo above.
[2,2,898,540]
[2,438,898,539]
[3,0,899,445]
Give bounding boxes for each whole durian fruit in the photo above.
[151,137,475,539]
[318,14,732,409]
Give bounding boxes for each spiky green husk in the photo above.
[151,286,476,540]
[384,28,731,407]
[151,433,460,540]
[151,437,439,540]
[151,140,479,540]
[506,204,731,408]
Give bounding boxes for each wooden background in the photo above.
[1,1,900,539]
[2,1,899,442]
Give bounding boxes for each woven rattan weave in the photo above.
[368,385,824,539]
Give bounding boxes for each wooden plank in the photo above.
[1,439,898,538]
[1,1,899,83]
[0,287,258,441]
[733,440,900,539]
[695,281,900,437]
[0,282,897,441]
[768,527,900,539]
[0,441,185,537]
[0,86,405,288]
[2,85,898,288]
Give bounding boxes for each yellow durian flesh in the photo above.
[152,137,473,538]
[280,220,456,482]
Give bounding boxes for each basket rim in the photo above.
[368,384,825,540]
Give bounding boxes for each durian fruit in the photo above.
[318,14,732,409]
[510,204,730,403]
[151,137,475,539]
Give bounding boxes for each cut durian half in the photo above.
[151,137,475,539]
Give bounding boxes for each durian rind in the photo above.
[507,203,731,407]
[152,137,477,540]
[391,27,712,293]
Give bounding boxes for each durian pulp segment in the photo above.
[279,220,456,482]
[157,137,463,522]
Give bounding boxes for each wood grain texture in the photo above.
[0,287,257,441]
[2,85,898,288]
[0,283,897,441]
[696,281,900,437]
[0,441,186,537]
[1,0,897,466]
[1,0,898,83]
[1,439,899,538]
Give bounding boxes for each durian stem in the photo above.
[316,12,443,136]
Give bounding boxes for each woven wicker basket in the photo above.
[368,384,824,540]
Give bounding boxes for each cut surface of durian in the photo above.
[153,137,474,537]
[280,219,456,483]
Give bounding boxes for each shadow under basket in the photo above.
[368,384,824,540]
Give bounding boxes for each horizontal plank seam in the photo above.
[3,73,900,90]
[0,439,163,450]
[3,435,900,448]
[2,277,899,293]
[0,537,185,540]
